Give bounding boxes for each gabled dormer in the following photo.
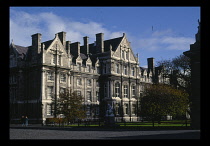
[44,33,69,67]
[85,56,92,73]
[112,33,138,64]
[75,54,83,72]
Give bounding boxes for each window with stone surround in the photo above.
[115,82,120,97]
[131,67,135,76]
[86,65,91,72]
[46,104,52,115]
[77,63,81,71]
[53,54,56,64]
[60,73,66,82]
[77,78,82,86]
[58,55,61,65]
[47,72,54,81]
[116,64,120,74]
[124,103,129,115]
[124,85,128,98]
[87,91,91,101]
[47,86,53,99]
[87,79,91,86]
[122,50,125,59]
[124,65,127,75]
[96,91,99,101]
[132,104,136,115]
[97,66,100,74]
[125,51,129,60]
[132,85,136,97]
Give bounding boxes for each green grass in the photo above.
[115,120,190,127]
[47,120,190,127]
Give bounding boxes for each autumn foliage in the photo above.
[140,84,189,123]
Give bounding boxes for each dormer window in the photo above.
[86,65,91,72]
[122,50,125,59]
[125,51,129,60]
[97,66,100,74]
[53,54,56,64]
[58,55,61,65]
[77,63,81,71]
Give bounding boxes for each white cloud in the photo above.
[10,9,194,53]
[161,36,194,50]
[10,9,124,46]
[135,29,194,51]
[151,29,173,37]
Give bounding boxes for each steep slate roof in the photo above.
[43,40,53,50]
[140,67,148,75]
[71,35,123,66]
[14,45,28,54]
[10,33,124,66]
[12,44,29,59]
[88,36,123,54]
[104,36,123,52]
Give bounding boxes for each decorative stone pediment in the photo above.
[86,56,92,64]
[46,34,66,56]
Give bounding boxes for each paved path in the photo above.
[10,126,200,139]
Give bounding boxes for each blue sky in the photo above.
[10,7,200,67]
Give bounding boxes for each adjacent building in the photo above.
[184,20,200,129]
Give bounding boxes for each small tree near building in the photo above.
[50,89,86,123]
[140,84,189,126]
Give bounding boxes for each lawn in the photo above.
[49,120,190,127]
[115,120,190,127]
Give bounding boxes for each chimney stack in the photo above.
[76,42,80,56]
[66,41,71,55]
[83,36,89,55]
[31,33,42,54]
[147,57,155,74]
[57,31,66,48]
[96,33,104,53]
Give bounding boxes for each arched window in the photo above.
[115,82,120,97]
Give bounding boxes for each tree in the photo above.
[140,84,189,126]
[157,54,191,94]
[50,89,86,123]
[157,54,191,116]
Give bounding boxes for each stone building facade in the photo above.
[10,32,166,123]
